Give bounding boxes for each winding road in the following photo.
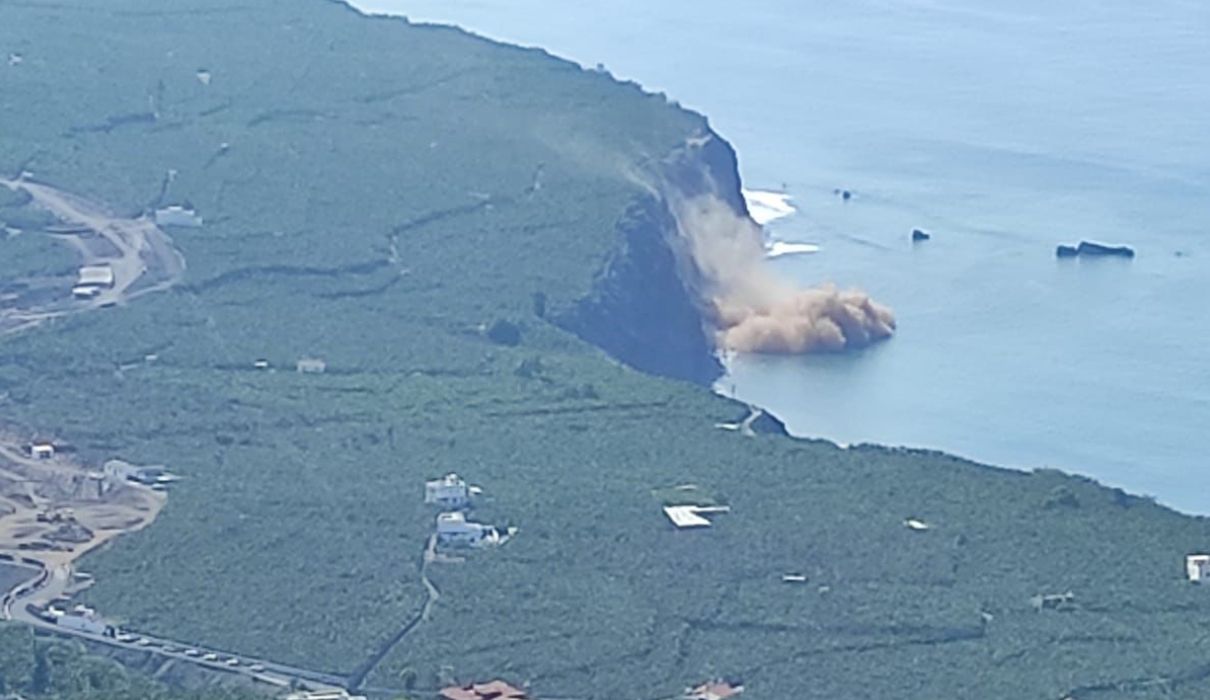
[0,174,185,337]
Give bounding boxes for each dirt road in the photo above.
[0,437,164,571]
[0,176,186,336]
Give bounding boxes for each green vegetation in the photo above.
[0,624,257,699]
[1,1,1209,699]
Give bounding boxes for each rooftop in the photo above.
[440,680,527,700]
[664,505,731,529]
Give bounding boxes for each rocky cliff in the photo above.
[555,130,749,385]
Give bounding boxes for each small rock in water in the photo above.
[1056,241,1134,259]
[911,228,931,242]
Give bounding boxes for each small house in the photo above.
[30,442,55,460]
[1187,554,1210,583]
[425,473,470,509]
[77,265,114,289]
[296,358,327,374]
[436,511,488,547]
[154,205,203,228]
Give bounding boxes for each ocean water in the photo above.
[352,1,1210,514]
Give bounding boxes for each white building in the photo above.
[425,473,470,509]
[1188,555,1210,583]
[663,505,731,529]
[154,205,203,228]
[103,459,171,486]
[296,358,327,374]
[436,511,489,546]
[55,605,115,636]
[77,265,114,289]
[31,442,55,460]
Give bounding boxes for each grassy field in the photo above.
[3,1,1210,699]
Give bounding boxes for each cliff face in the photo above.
[555,131,748,385]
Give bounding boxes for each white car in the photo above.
[136,638,153,647]
[183,649,200,657]
[224,658,240,667]
[248,664,265,672]
[117,633,137,643]
[202,653,219,662]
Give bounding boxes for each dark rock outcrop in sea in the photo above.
[912,228,931,242]
[1056,241,1135,259]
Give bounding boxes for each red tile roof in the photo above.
[441,681,527,700]
[440,687,481,700]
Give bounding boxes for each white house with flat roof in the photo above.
[436,511,489,546]
[77,265,114,289]
[425,473,470,509]
[1188,555,1210,583]
[296,358,327,374]
[30,442,55,460]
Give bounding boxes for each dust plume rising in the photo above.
[671,195,896,354]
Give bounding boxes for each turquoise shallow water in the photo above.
[354,1,1210,513]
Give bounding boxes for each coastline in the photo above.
[4,2,1210,697]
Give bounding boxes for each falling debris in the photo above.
[671,195,895,355]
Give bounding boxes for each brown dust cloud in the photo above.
[670,195,896,354]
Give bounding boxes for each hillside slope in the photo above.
[2,2,1210,699]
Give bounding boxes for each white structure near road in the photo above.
[1188,554,1210,583]
[103,459,176,487]
[55,605,115,636]
[77,265,114,289]
[30,442,55,460]
[425,473,470,508]
[154,205,203,228]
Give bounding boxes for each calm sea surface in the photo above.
[353,0,1210,514]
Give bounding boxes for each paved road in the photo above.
[1,560,352,693]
